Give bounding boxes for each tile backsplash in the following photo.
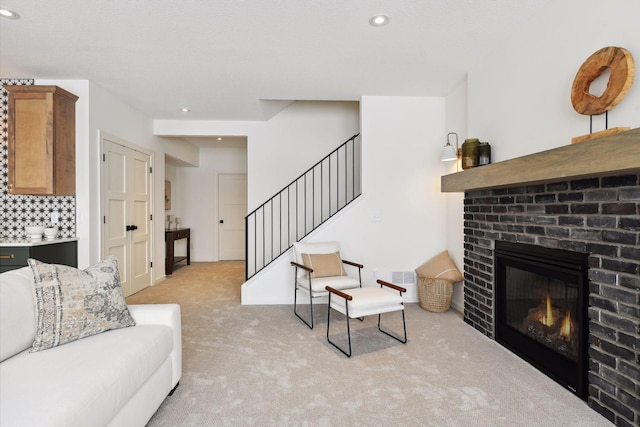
[0,78,76,239]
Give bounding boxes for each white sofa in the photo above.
[0,266,182,427]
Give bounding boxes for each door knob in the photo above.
[126,225,139,231]
[219,220,224,224]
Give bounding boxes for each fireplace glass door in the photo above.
[495,242,588,399]
[504,267,580,361]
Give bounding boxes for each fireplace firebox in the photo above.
[495,241,589,400]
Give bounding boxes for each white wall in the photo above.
[163,138,199,167]
[444,0,640,311]
[444,79,468,312]
[242,96,448,304]
[468,0,640,160]
[178,145,247,261]
[156,101,359,211]
[248,101,360,209]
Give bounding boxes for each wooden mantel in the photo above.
[441,127,640,192]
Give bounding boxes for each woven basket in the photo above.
[417,277,453,312]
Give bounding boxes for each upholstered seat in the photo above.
[328,286,404,318]
[296,275,361,295]
[326,280,407,357]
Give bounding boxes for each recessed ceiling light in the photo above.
[369,14,388,27]
[180,108,190,113]
[217,137,222,141]
[0,8,20,19]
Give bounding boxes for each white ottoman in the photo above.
[326,280,407,357]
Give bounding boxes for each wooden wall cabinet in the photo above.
[4,85,78,195]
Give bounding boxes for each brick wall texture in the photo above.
[463,173,639,427]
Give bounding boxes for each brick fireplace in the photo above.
[462,173,639,426]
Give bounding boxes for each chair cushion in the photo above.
[293,241,342,279]
[301,252,347,278]
[296,275,360,296]
[0,324,172,427]
[415,250,463,282]
[330,286,405,318]
[28,256,135,352]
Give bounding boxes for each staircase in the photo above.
[245,134,361,280]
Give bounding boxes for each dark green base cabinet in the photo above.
[0,240,78,273]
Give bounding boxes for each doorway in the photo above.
[101,134,152,297]
[218,173,247,260]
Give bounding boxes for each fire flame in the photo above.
[560,310,573,340]
[541,294,554,326]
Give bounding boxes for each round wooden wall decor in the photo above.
[571,46,635,115]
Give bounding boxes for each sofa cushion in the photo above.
[28,256,135,352]
[0,324,173,427]
[0,267,37,362]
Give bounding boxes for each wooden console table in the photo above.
[165,228,190,275]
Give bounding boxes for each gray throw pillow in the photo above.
[27,256,135,352]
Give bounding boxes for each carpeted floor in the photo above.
[126,262,612,426]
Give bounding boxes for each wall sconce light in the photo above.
[441,132,460,162]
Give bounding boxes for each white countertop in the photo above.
[0,237,78,247]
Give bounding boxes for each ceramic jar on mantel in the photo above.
[478,142,491,166]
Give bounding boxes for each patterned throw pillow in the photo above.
[301,252,347,279]
[27,256,135,352]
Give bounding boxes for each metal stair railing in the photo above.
[245,133,361,280]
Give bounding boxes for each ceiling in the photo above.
[0,0,550,122]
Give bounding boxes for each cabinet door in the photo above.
[0,242,77,273]
[7,91,55,194]
[5,85,77,195]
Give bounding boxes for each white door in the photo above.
[102,137,152,297]
[219,173,247,260]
